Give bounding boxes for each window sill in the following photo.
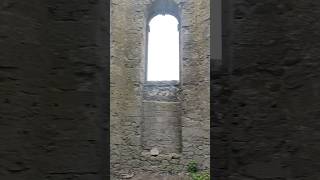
[144,80,180,86]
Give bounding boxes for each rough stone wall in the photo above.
[111,0,146,178]
[180,0,210,170]
[110,0,133,175]
[111,0,210,178]
[213,0,320,179]
[142,82,182,154]
[0,0,109,179]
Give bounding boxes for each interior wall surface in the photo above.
[111,0,210,178]
[0,0,109,179]
[212,0,320,179]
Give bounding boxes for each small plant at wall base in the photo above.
[187,160,210,180]
[190,171,210,180]
[187,160,198,173]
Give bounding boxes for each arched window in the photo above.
[147,14,180,81]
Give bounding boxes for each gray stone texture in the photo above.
[3,0,319,179]
[142,101,181,153]
[212,0,320,179]
[0,0,109,179]
[111,0,210,178]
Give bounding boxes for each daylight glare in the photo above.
[147,14,179,81]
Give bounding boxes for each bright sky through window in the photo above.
[147,14,179,81]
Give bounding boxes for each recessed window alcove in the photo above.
[142,0,182,154]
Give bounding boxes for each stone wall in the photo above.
[213,0,320,179]
[111,0,145,178]
[142,81,182,154]
[2,0,320,179]
[180,0,210,170]
[0,0,109,179]
[111,0,210,178]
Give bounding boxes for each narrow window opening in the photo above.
[147,14,180,81]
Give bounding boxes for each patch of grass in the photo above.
[187,160,210,180]
[187,160,198,173]
[190,171,210,180]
